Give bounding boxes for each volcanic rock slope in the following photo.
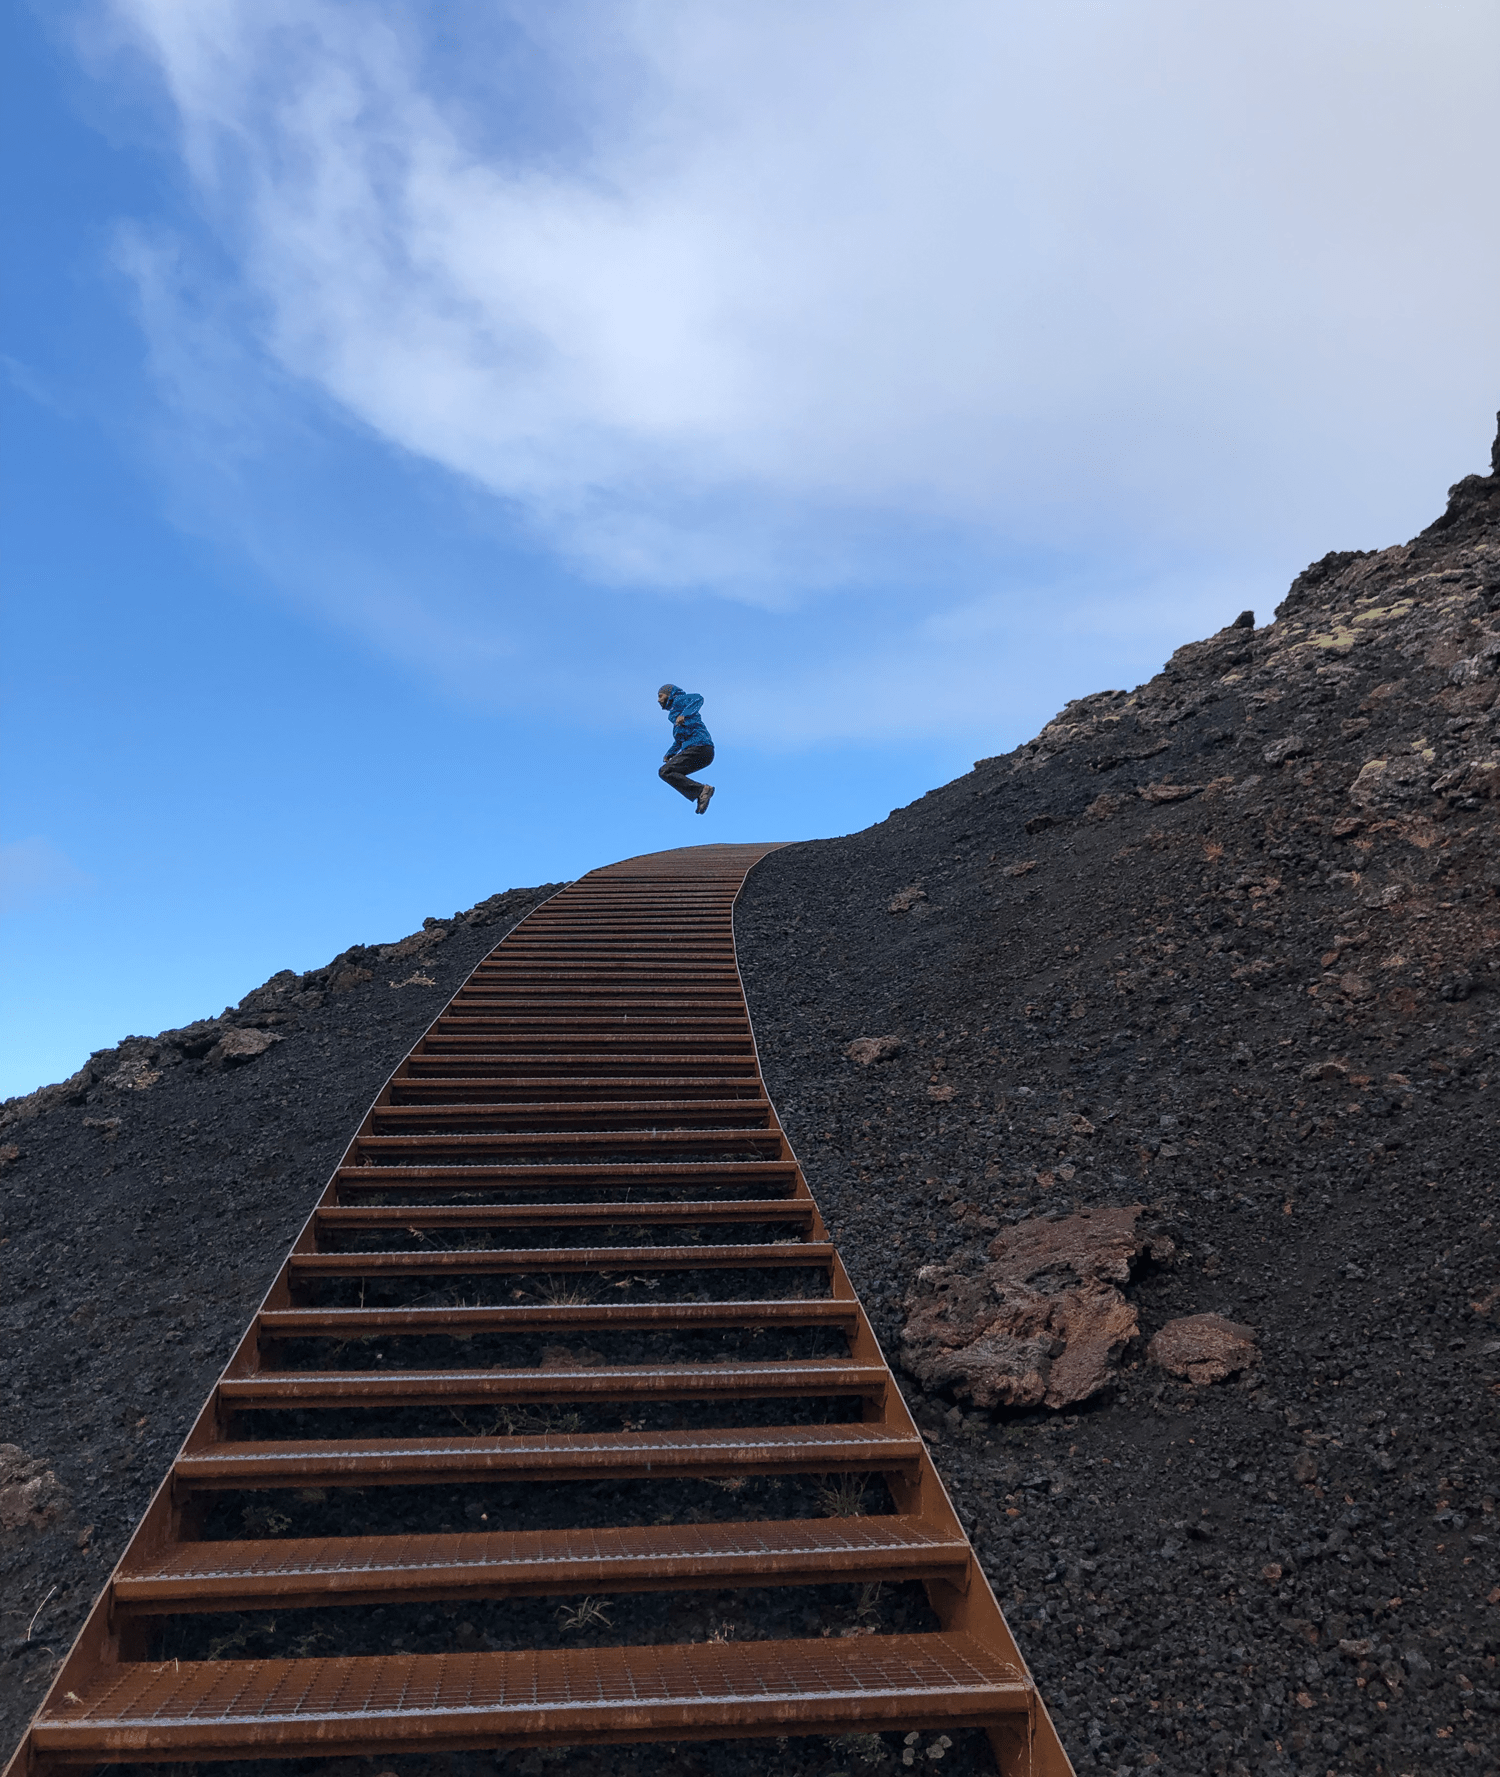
[735,428,1500,1774]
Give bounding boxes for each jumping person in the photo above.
[657,684,715,814]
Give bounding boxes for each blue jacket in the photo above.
[662,686,712,755]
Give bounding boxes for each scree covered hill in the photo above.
[736,419,1500,1775]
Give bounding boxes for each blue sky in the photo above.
[3,0,1498,1101]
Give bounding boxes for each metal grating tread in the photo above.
[116,1515,972,1606]
[220,1359,887,1405]
[257,1298,859,1335]
[33,1634,1028,1754]
[285,1241,834,1275]
[313,1199,816,1229]
[174,1422,925,1486]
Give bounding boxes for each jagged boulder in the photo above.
[900,1206,1175,1410]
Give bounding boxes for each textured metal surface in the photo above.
[116,1517,974,1610]
[313,1198,817,1228]
[256,1298,859,1335]
[218,1358,888,1406]
[284,1240,837,1274]
[6,842,1074,1776]
[32,1635,1029,1757]
[172,1422,926,1488]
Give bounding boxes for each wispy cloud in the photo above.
[97,0,1499,599]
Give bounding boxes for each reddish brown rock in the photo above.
[0,1445,65,1532]
[844,1036,902,1065]
[900,1206,1173,1410]
[208,1027,283,1066]
[1147,1312,1259,1384]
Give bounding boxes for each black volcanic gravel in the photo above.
[3,429,1500,1777]
[736,430,1500,1774]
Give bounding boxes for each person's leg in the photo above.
[658,744,714,801]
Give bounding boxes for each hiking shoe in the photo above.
[695,785,715,815]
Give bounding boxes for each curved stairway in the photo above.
[5,843,1074,1777]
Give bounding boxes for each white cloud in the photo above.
[0,839,97,915]
[97,0,1500,598]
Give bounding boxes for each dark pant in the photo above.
[659,743,715,800]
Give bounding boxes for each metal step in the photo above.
[348,1131,787,1161]
[256,1298,860,1337]
[367,1101,775,1131]
[218,1359,887,1409]
[314,1198,817,1231]
[285,1241,835,1278]
[330,1158,802,1193]
[173,1423,926,1488]
[386,1077,769,1102]
[115,1517,971,1610]
[28,1636,1029,1760]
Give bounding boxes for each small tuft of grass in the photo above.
[815,1475,867,1517]
[853,1581,884,1624]
[555,1597,612,1633]
[532,1275,595,1307]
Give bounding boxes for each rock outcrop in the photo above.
[900,1206,1175,1409]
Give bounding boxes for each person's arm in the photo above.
[674,692,703,726]
[664,690,684,753]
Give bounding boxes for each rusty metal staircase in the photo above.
[6,843,1074,1776]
